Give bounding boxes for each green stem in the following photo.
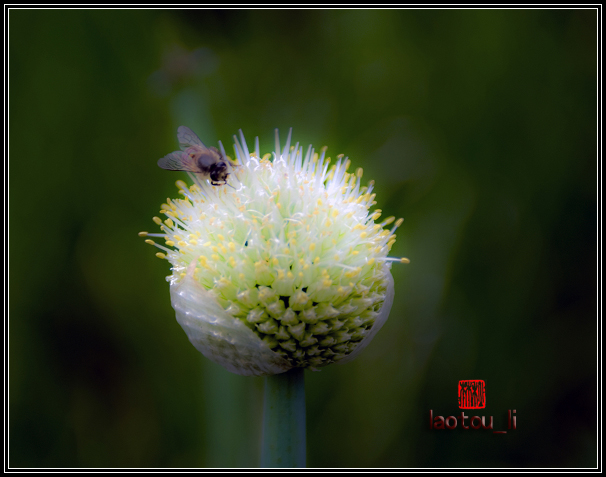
[261,367,306,468]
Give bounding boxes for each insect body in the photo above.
[158,126,235,186]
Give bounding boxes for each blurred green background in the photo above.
[9,9,597,468]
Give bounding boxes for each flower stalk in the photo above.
[261,368,306,468]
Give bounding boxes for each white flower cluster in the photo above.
[141,129,407,376]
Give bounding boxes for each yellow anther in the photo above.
[178,241,187,247]
[395,218,404,227]
[228,242,235,252]
[325,219,332,227]
[309,243,316,251]
[219,244,227,254]
[317,198,323,206]
[298,272,304,278]
[346,211,354,219]
[239,273,245,280]
[211,254,220,261]
[262,153,272,161]
[152,217,162,225]
[138,231,148,237]
[373,224,381,231]
[164,218,174,228]
[272,257,279,266]
[145,239,155,245]
[283,248,290,255]
[367,258,375,265]
[277,269,285,280]
[352,250,359,255]
[314,256,320,264]
[401,257,410,264]
[228,257,237,267]
[189,239,198,245]
[383,216,395,226]
[155,252,166,259]
[356,167,363,178]
[175,180,188,190]
[344,159,351,171]
[334,254,339,261]
[360,232,368,239]
[199,256,207,265]
[217,234,225,241]
[287,271,294,279]
[332,209,339,218]
[166,240,175,247]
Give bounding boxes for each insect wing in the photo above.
[157,151,200,172]
[177,126,207,150]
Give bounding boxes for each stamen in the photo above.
[381,257,411,264]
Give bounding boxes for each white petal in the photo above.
[171,275,294,376]
[337,268,395,365]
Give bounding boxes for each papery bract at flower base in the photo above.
[142,129,405,376]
